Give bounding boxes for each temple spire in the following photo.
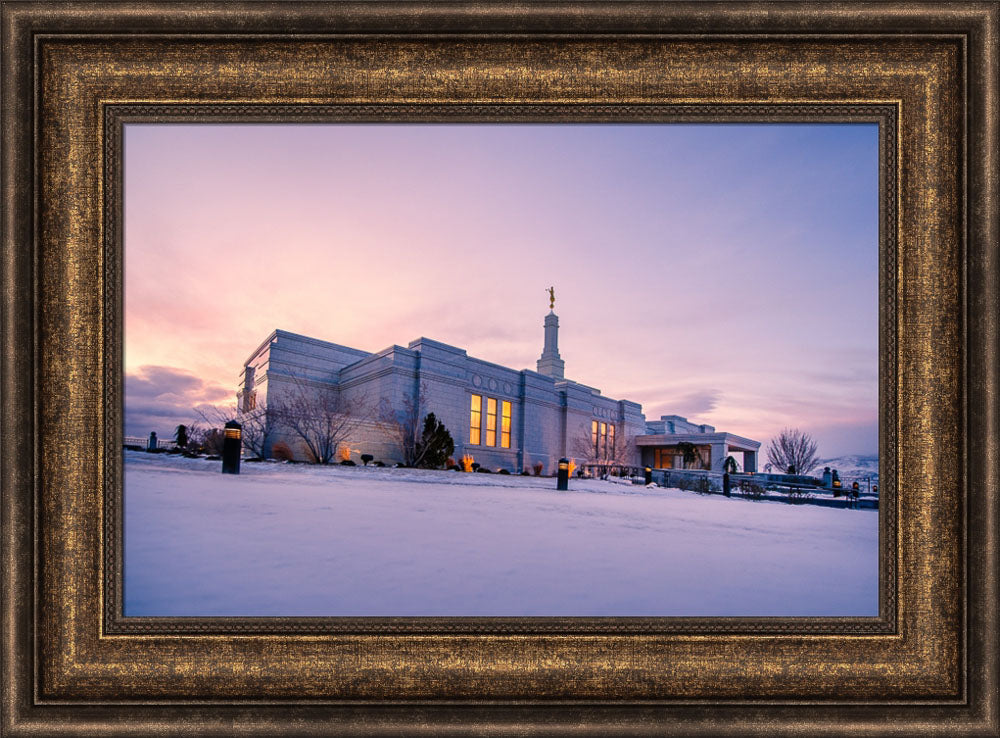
[536,287,565,379]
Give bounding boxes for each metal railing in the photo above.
[651,467,722,492]
[123,435,177,450]
[581,464,647,483]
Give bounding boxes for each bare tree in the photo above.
[186,420,224,455]
[237,400,278,459]
[570,424,600,465]
[376,381,438,467]
[609,432,639,467]
[376,395,418,466]
[570,423,638,468]
[273,375,371,464]
[194,405,239,456]
[765,428,820,475]
[197,397,279,460]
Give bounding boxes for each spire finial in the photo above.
[537,290,564,379]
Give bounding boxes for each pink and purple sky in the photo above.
[125,123,878,457]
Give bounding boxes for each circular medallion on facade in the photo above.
[503,382,513,395]
[488,378,498,391]
[472,375,482,388]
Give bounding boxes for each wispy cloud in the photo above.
[643,389,723,420]
[124,365,232,437]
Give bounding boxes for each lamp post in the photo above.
[644,465,653,486]
[557,458,569,491]
[222,420,242,475]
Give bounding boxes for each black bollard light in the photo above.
[723,471,731,496]
[557,458,569,491]
[644,465,653,485]
[222,420,242,475]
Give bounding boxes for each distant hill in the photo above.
[814,454,879,486]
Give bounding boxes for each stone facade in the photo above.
[238,311,758,473]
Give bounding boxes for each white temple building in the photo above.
[238,293,760,473]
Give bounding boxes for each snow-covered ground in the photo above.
[124,451,879,617]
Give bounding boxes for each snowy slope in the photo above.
[124,451,879,618]
[815,455,879,485]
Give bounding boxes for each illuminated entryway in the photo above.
[638,433,760,473]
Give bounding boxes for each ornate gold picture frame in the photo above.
[2,2,996,735]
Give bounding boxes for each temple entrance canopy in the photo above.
[636,432,760,473]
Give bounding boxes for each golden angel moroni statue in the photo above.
[547,286,555,310]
